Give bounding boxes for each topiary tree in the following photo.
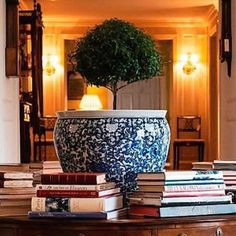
[71,18,162,109]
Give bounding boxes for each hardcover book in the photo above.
[136,188,225,197]
[128,195,232,206]
[0,199,31,207]
[137,182,225,191]
[0,187,36,195]
[43,161,62,169]
[36,182,116,191]
[213,160,236,170]
[0,180,33,188]
[31,194,123,212]
[192,162,214,170]
[41,172,107,185]
[129,197,161,206]
[36,187,120,198]
[159,203,236,217]
[128,205,159,218]
[0,171,33,180]
[28,208,127,219]
[138,182,225,192]
[161,195,232,206]
[137,170,223,181]
[0,164,30,172]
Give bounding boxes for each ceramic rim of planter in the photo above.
[56,110,167,118]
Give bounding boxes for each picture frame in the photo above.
[67,71,86,100]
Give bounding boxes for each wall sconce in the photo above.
[79,94,103,110]
[43,55,57,76]
[181,53,199,75]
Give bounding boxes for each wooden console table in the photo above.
[0,214,236,236]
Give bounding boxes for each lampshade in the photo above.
[79,94,103,110]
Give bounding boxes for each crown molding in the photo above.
[206,5,218,26]
[43,17,208,29]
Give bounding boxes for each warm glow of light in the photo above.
[79,94,103,110]
[180,53,199,75]
[43,55,58,76]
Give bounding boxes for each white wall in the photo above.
[220,1,236,160]
[0,1,20,163]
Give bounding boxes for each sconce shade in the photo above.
[45,60,56,76]
[79,94,103,110]
[182,53,198,75]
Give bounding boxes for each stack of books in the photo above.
[0,163,30,172]
[0,171,36,216]
[42,161,63,174]
[193,160,236,202]
[29,161,63,186]
[128,170,236,218]
[28,172,127,219]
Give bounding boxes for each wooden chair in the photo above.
[33,116,57,161]
[173,115,204,169]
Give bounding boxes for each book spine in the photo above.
[128,205,160,217]
[41,174,101,185]
[4,173,33,179]
[164,171,223,181]
[164,179,224,185]
[31,195,123,212]
[36,183,115,191]
[159,203,236,217]
[162,189,225,197]
[37,190,100,198]
[28,211,107,219]
[163,184,225,192]
[3,180,33,188]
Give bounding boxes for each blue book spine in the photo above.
[28,211,107,219]
[159,203,236,217]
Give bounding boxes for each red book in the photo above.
[36,187,120,198]
[41,172,107,185]
[128,205,160,218]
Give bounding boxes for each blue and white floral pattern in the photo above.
[54,113,170,191]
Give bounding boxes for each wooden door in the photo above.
[117,76,165,110]
[117,40,172,111]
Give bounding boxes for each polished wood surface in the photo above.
[0,214,236,236]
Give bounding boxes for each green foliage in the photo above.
[72,18,162,108]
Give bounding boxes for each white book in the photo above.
[161,195,232,205]
[214,160,236,164]
[136,182,225,192]
[159,203,236,218]
[138,170,223,181]
[31,194,123,212]
[42,169,63,174]
[1,180,33,188]
[0,171,33,179]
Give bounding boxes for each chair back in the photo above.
[40,116,57,131]
[177,115,201,139]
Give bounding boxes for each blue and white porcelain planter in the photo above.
[54,110,170,191]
